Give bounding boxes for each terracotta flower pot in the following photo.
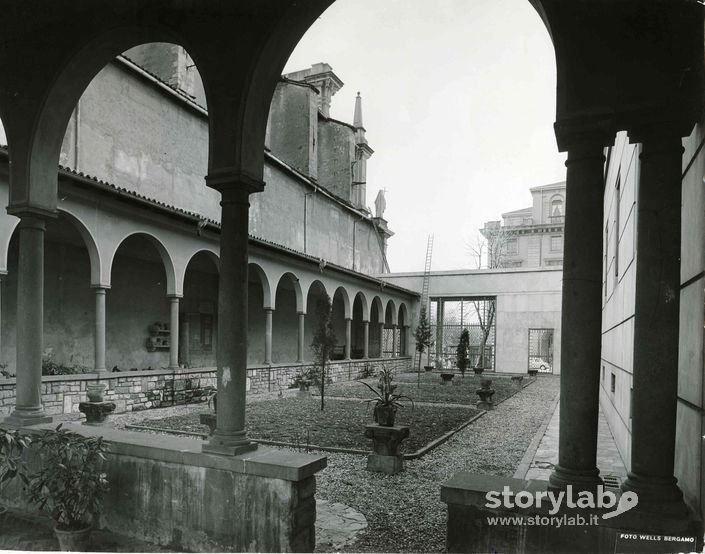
[54,525,91,552]
[374,405,397,427]
[86,383,106,403]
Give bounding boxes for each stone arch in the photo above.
[57,207,104,287]
[0,218,19,275]
[108,232,177,296]
[353,291,370,322]
[4,28,202,215]
[183,249,220,283]
[273,272,303,313]
[384,299,398,326]
[305,279,329,303]
[248,262,273,310]
[332,286,352,320]
[371,296,384,324]
[272,272,303,363]
[398,303,409,328]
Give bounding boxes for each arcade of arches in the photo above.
[0,1,703,552]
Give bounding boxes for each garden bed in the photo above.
[321,372,525,406]
[129,395,480,453]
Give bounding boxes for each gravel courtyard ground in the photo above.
[315,374,559,553]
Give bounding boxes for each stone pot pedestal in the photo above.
[476,379,495,410]
[200,413,216,435]
[78,401,116,425]
[364,424,409,474]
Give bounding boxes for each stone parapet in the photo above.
[3,423,326,552]
[0,357,411,417]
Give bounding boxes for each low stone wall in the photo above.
[0,357,412,416]
[3,423,326,552]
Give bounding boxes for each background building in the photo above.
[481,182,565,269]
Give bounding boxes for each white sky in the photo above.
[284,0,567,273]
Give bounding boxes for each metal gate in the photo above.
[429,297,496,370]
[528,328,554,373]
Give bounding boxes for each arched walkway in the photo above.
[248,263,272,365]
[107,234,172,371]
[272,272,302,363]
[181,251,219,368]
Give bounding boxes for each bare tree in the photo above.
[471,298,496,369]
[470,221,513,269]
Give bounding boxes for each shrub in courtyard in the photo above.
[28,424,109,535]
[414,305,433,388]
[0,428,31,518]
[42,354,89,376]
[456,329,470,377]
[310,293,337,411]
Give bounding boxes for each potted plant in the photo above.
[292,368,312,392]
[28,424,109,551]
[357,368,413,426]
[0,428,31,522]
[456,329,470,377]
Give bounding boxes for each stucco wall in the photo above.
[58,60,386,275]
[381,269,562,374]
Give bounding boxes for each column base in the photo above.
[548,464,602,492]
[203,432,258,456]
[3,409,52,428]
[620,472,689,519]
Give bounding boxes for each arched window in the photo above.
[550,195,564,222]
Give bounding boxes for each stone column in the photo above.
[620,128,689,518]
[378,323,384,357]
[94,287,107,372]
[203,176,260,456]
[264,308,273,365]
[435,300,444,366]
[392,325,398,357]
[548,141,607,491]
[6,216,51,426]
[168,296,180,369]
[297,312,305,363]
[344,318,352,360]
[363,321,370,358]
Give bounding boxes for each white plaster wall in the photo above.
[381,268,562,374]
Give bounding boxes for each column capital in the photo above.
[554,116,616,154]
[627,115,696,146]
[264,306,274,313]
[91,284,110,291]
[167,294,183,300]
[628,121,687,151]
[6,205,58,221]
[206,167,265,197]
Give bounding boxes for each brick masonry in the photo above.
[0,357,412,416]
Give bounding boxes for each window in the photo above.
[614,176,621,282]
[550,195,564,223]
[505,238,518,255]
[610,373,616,393]
[550,235,562,252]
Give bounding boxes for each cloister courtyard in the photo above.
[0,371,626,552]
